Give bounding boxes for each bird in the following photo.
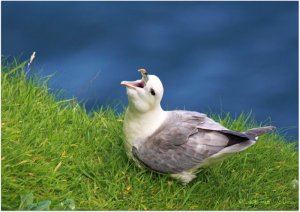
[120,69,275,184]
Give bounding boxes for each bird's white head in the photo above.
[121,69,164,113]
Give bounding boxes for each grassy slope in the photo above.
[1,61,298,210]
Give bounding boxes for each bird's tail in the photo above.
[200,126,275,168]
[245,126,275,138]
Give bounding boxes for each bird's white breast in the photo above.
[123,107,167,159]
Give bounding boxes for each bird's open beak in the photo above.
[121,80,145,89]
[121,68,148,89]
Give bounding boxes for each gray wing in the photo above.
[133,111,253,174]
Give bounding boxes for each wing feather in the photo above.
[133,111,252,174]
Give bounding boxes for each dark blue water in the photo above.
[2,2,298,139]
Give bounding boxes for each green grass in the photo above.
[1,60,298,210]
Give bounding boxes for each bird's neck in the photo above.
[123,105,167,151]
[127,104,165,121]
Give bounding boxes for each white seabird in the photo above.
[121,69,275,184]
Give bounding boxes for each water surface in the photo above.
[2,2,298,139]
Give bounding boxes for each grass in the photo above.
[1,60,298,210]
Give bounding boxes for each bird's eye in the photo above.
[150,88,156,96]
